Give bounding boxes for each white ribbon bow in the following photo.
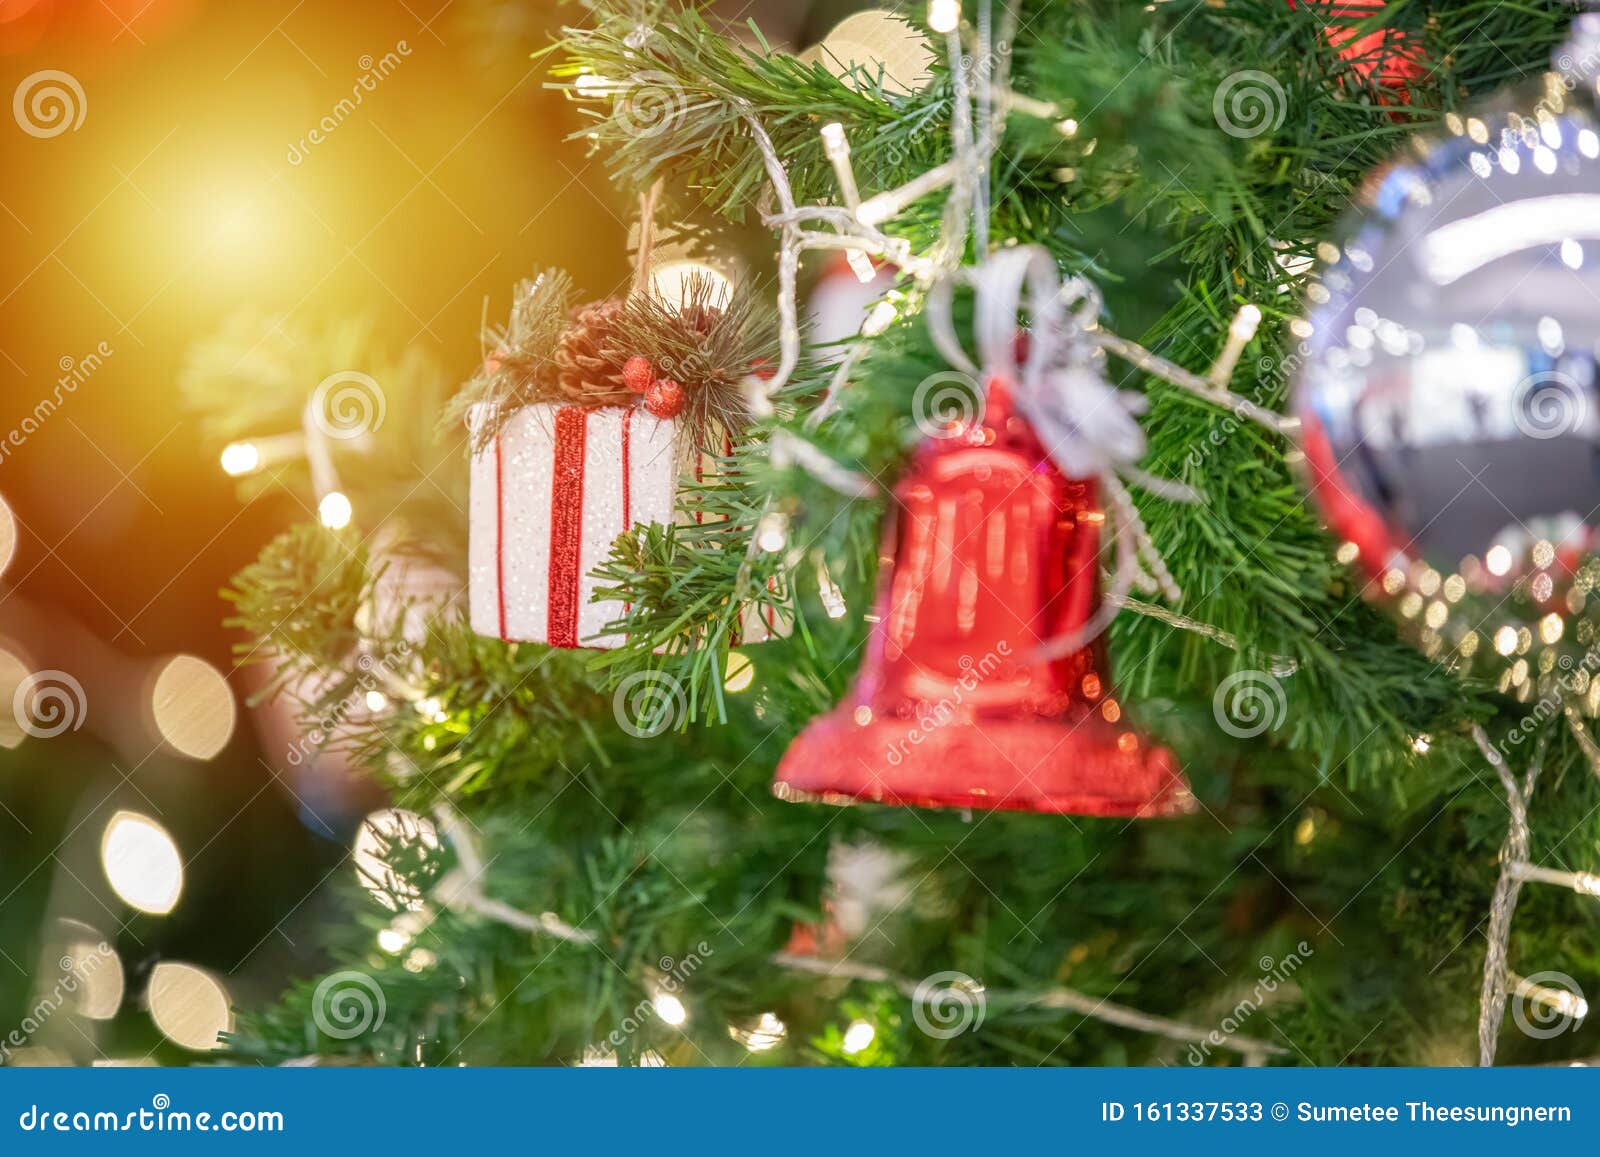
[928,244,1193,657]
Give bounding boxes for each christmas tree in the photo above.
[194,0,1600,1067]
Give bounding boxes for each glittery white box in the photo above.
[470,403,795,649]
[469,403,680,648]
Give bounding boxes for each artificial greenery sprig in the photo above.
[218,1,1600,1070]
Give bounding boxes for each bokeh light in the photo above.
[219,441,260,476]
[147,961,233,1051]
[100,810,184,915]
[57,920,125,1021]
[651,992,688,1027]
[724,652,755,693]
[319,491,354,530]
[927,0,961,34]
[842,1019,876,1054]
[149,654,236,760]
[649,261,731,312]
[811,10,934,95]
[0,644,33,750]
[0,492,16,576]
[353,808,440,912]
[729,1010,787,1051]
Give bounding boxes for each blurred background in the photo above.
[0,0,881,1065]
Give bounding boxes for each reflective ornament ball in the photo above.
[1293,69,1600,704]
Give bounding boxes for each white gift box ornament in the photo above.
[470,403,675,648]
[469,403,792,649]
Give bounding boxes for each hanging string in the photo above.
[632,178,664,297]
[1471,725,1545,1066]
[772,952,1285,1063]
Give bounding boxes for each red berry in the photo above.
[622,355,654,394]
[484,351,506,374]
[644,378,686,420]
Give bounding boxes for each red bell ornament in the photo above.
[773,377,1195,818]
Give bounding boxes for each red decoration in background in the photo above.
[773,379,1195,818]
[1289,0,1422,97]
[0,0,202,57]
[1297,412,1399,580]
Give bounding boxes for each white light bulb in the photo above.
[842,1020,876,1054]
[220,442,260,476]
[653,992,688,1027]
[730,1011,787,1051]
[1231,304,1263,341]
[757,510,789,553]
[845,248,878,284]
[861,300,898,336]
[319,491,353,530]
[928,0,961,34]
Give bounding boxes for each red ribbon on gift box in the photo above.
[546,406,590,647]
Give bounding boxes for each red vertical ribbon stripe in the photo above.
[547,406,589,648]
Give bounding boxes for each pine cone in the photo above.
[550,298,635,406]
